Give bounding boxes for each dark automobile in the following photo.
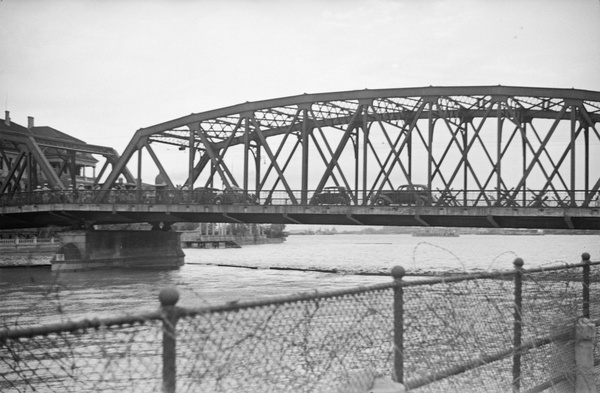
[310,186,351,205]
[371,184,434,206]
[192,187,219,204]
[213,186,256,205]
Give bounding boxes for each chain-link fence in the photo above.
[1,313,164,392]
[1,254,599,392]
[400,255,600,393]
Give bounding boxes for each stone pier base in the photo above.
[52,230,185,271]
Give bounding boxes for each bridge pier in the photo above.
[51,230,185,271]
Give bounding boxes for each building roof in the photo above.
[0,118,29,134]
[1,118,87,145]
[1,117,97,164]
[30,126,87,144]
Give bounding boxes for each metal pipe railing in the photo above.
[0,253,597,392]
[513,257,524,392]
[0,188,597,208]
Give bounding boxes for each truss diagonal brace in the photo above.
[145,142,176,189]
[252,115,298,204]
[194,125,236,190]
[314,105,364,193]
[510,104,568,199]
[0,152,26,193]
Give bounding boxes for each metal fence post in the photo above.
[582,252,591,319]
[575,318,597,393]
[391,265,405,384]
[513,258,524,393]
[159,287,180,393]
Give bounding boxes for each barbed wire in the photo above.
[1,258,598,392]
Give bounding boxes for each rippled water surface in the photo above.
[1,233,598,326]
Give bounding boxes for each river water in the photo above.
[1,233,598,328]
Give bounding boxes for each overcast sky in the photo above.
[1,0,599,153]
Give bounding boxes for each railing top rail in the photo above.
[402,259,600,287]
[170,258,600,316]
[178,280,396,317]
[519,259,600,273]
[0,310,162,341]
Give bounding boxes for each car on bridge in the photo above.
[192,187,219,204]
[310,186,351,205]
[213,186,257,205]
[371,184,434,206]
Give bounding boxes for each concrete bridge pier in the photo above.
[51,229,185,271]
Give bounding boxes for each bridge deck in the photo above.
[2,203,599,230]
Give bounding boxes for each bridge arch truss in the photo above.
[101,86,600,209]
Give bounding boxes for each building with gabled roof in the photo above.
[29,125,99,184]
[0,111,127,193]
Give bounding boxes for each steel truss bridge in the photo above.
[1,86,600,230]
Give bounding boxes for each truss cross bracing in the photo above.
[99,86,600,210]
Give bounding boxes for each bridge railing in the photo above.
[0,188,598,208]
[0,237,55,245]
[1,254,599,392]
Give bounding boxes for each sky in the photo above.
[1,0,599,154]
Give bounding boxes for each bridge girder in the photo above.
[1,203,599,231]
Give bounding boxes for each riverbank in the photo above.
[180,233,286,248]
[0,239,58,267]
[0,255,52,267]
